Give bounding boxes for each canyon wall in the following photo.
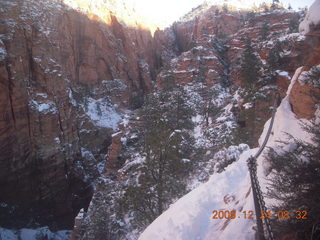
[0,0,169,229]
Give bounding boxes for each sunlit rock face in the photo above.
[0,0,318,236]
[0,0,164,229]
[289,30,320,119]
[62,0,163,33]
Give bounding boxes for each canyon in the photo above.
[0,0,319,240]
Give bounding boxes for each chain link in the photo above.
[248,157,275,240]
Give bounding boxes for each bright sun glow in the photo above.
[133,0,315,27]
[63,0,315,33]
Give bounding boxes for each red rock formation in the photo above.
[0,0,318,232]
[106,131,123,171]
[289,29,320,119]
[290,81,320,119]
[0,0,160,229]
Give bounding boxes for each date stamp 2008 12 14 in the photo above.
[211,210,308,220]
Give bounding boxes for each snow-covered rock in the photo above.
[299,0,320,35]
[138,67,312,240]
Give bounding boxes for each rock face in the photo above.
[1,0,319,235]
[154,8,309,147]
[289,30,320,119]
[290,80,320,118]
[0,0,163,229]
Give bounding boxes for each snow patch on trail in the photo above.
[139,149,256,240]
[139,66,310,240]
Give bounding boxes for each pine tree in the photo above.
[246,11,256,26]
[222,4,229,13]
[119,87,196,229]
[266,121,320,240]
[240,37,260,87]
[271,0,280,10]
[288,14,300,33]
[302,66,320,88]
[259,2,269,12]
[259,22,269,40]
[268,40,282,71]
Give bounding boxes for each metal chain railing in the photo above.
[247,94,280,240]
[248,157,275,240]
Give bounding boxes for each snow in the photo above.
[0,228,16,240]
[112,131,122,137]
[277,33,306,42]
[0,227,71,240]
[121,114,130,127]
[84,97,121,130]
[119,153,146,173]
[299,0,320,35]
[297,65,320,88]
[29,100,57,114]
[243,102,252,109]
[0,44,7,61]
[81,148,95,160]
[76,208,85,220]
[36,93,48,99]
[139,149,256,240]
[181,158,191,163]
[68,89,77,106]
[258,67,311,150]
[33,56,42,63]
[139,66,312,240]
[203,55,217,60]
[275,70,289,77]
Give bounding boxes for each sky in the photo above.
[133,0,315,26]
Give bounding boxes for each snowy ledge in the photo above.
[139,66,312,240]
[299,0,320,35]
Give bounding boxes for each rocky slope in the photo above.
[138,3,320,240]
[0,1,319,240]
[0,0,169,230]
[79,3,320,240]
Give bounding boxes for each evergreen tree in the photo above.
[288,14,300,33]
[268,40,282,71]
[119,87,196,229]
[212,37,231,87]
[271,0,280,10]
[259,22,269,40]
[246,11,256,26]
[266,121,320,240]
[222,4,229,13]
[302,65,320,88]
[240,37,260,87]
[259,2,270,12]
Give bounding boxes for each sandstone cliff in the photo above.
[0,0,168,229]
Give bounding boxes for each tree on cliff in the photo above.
[267,121,320,240]
[240,37,260,87]
[119,86,196,229]
[268,40,282,71]
[259,22,269,40]
[288,14,300,33]
[212,37,231,87]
